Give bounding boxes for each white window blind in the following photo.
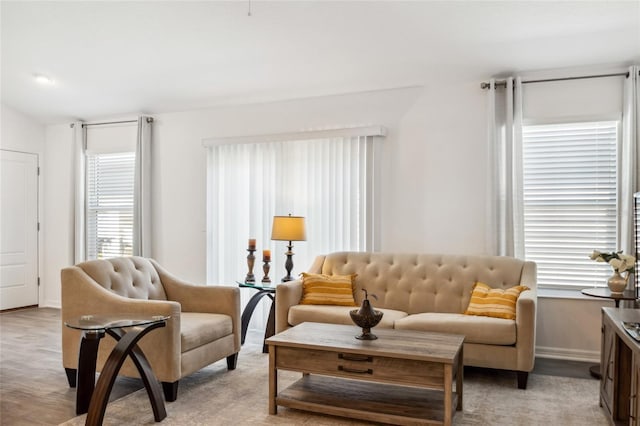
[86,152,135,259]
[206,131,382,330]
[522,121,618,289]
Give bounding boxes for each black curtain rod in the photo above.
[70,117,154,128]
[480,71,631,89]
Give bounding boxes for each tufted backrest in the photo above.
[76,256,167,300]
[321,252,531,314]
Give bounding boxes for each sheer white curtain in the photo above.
[133,116,153,257]
[206,129,383,329]
[72,121,86,264]
[207,135,379,282]
[486,77,524,257]
[620,66,639,294]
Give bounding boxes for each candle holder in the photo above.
[245,249,256,283]
[261,260,271,284]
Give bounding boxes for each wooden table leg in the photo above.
[241,290,271,345]
[456,345,463,410]
[107,328,167,422]
[76,330,104,415]
[263,294,275,353]
[269,345,277,415]
[444,364,452,426]
[86,322,166,426]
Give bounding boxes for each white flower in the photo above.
[610,258,623,271]
[617,254,636,273]
[589,250,636,274]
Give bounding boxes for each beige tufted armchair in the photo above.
[61,256,241,401]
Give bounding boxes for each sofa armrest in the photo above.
[275,279,303,333]
[515,289,537,371]
[61,266,182,377]
[307,255,326,274]
[520,261,537,290]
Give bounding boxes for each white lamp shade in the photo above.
[271,215,307,241]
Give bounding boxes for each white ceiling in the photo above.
[2,1,639,124]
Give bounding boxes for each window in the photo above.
[522,121,618,289]
[86,152,135,259]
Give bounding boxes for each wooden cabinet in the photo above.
[601,315,616,416]
[632,352,640,426]
[600,308,640,425]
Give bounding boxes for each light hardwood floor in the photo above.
[0,307,142,425]
[0,307,594,426]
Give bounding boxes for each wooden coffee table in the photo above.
[265,322,464,426]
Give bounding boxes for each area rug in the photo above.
[59,339,609,426]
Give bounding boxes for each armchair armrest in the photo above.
[275,279,303,333]
[151,260,241,351]
[61,266,181,378]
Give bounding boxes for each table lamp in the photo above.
[271,214,307,282]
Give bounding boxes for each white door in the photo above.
[0,150,38,310]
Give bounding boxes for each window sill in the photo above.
[538,288,607,301]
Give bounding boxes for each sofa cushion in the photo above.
[300,273,357,306]
[394,313,516,345]
[464,282,529,320]
[288,305,407,329]
[180,312,233,352]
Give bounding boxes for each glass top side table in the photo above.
[580,287,637,380]
[65,314,169,331]
[237,281,276,353]
[581,287,636,308]
[64,314,169,426]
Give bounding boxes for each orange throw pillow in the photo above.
[300,272,357,306]
[464,282,529,320]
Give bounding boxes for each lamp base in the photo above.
[281,243,295,282]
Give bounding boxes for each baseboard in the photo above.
[0,304,38,313]
[536,345,600,363]
[39,300,61,309]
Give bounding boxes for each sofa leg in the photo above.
[65,368,77,388]
[162,381,179,402]
[227,353,238,370]
[517,371,528,389]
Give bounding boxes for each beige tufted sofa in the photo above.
[61,256,241,401]
[276,252,537,388]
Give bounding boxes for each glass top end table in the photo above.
[237,281,276,353]
[65,314,170,331]
[238,281,276,290]
[65,313,168,425]
[581,287,636,308]
[580,286,637,380]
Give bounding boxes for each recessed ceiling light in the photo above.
[33,74,54,85]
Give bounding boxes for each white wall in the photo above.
[1,104,45,153]
[41,73,630,361]
[384,82,488,254]
[0,104,46,306]
[537,295,611,361]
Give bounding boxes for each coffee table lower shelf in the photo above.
[277,375,458,426]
